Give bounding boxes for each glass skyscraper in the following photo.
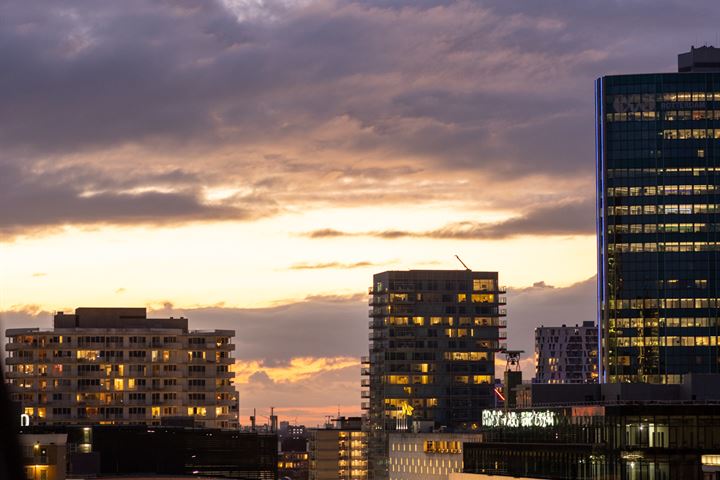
[596,46,720,383]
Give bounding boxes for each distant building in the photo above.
[365,270,506,479]
[463,375,720,479]
[388,431,481,480]
[5,307,238,428]
[534,321,598,384]
[596,46,720,383]
[279,451,310,480]
[309,417,367,480]
[280,423,309,480]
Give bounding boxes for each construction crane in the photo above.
[454,255,470,271]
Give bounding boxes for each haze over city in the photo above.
[2,0,718,426]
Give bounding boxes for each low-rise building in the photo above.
[309,417,367,480]
[20,425,277,479]
[388,431,482,480]
[20,434,67,480]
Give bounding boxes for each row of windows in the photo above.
[608,185,719,196]
[608,92,720,102]
[611,317,717,327]
[608,241,720,253]
[607,167,720,178]
[663,128,720,139]
[384,316,500,326]
[608,298,720,309]
[607,109,720,122]
[611,336,719,347]
[608,223,720,233]
[608,204,720,215]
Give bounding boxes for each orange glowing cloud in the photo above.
[232,356,360,384]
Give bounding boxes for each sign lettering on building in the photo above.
[481,409,556,428]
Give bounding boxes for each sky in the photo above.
[0,0,717,426]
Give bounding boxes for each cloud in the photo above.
[288,261,383,270]
[302,197,595,240]
[2,0,715,234]
[31,272,47,277]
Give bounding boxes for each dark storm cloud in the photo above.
[302,196,595,240]
[1,0,718,232]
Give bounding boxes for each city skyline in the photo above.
[2,0,718,426]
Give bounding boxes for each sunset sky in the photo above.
[1,0,717,426]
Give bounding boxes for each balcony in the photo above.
[360,356,370,364]
[360,390,370,398]
[361,402,370,410]
[361,368,370,376]
[499,308,507,316]
[498,296,507,305]
[361,379,370,387]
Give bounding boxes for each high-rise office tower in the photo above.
[363,270,506,479]
[534,321,598,384]
[5,307,238,428]
[596,46,720,383]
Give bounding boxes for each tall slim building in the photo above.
[534,321,598,384]
[596,46,720,383]
[5,307,238,428]
[364,270,506,479]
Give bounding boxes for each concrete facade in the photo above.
[5,307,238,428]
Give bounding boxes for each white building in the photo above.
[388,432,482,480]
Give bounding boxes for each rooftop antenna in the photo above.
[454,255,471,271]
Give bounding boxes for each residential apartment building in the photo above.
[534,321,598,384]
[364,270,506,479]
[5,307,238,428]
[596,46,720,383]
[309,417,367,480]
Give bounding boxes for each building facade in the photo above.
[309,417,367,480]
[5,307,238,428]
[20,434,67,480]
[364,270,506,479]
[534,321,598,384]
[465,375,720,480]
[596,46,720,383]
[388,432,481,480]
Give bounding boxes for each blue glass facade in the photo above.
[596,71,720,383]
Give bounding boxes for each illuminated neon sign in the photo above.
[482,409,556,428]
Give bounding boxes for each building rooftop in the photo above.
[53,307,189,331]
[519,374,720,407]
[678,45,720,72]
